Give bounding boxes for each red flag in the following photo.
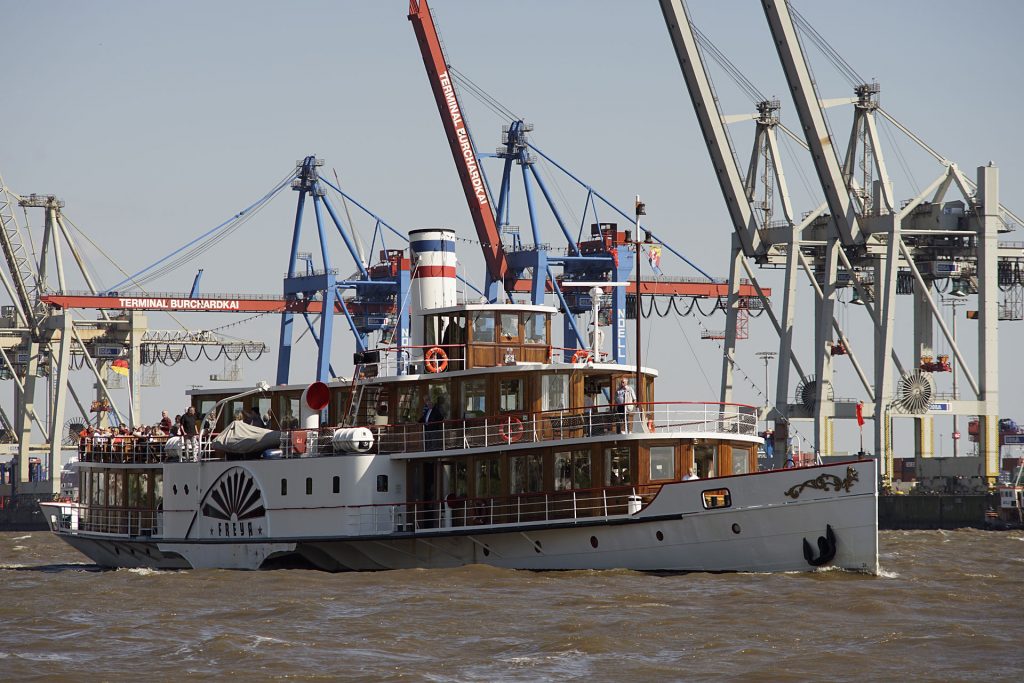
[111,358,129,377]
[856,401,864,427]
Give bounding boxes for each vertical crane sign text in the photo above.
[438,71,488,208]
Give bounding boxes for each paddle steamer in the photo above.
[42,230,878,572]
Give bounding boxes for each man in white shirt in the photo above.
[615,378,637,433]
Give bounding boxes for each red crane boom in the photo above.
[408,0,508,286]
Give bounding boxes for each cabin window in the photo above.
[585,376,611,408]
[111,470,124,508]
[397,385,419,423]
[471,312,495,342]
[555,450,592,491]
[333,476,340,494]
[731,446,750,475]
[306,477,313,495]
[254,397,272,427]
[426,381,451,417]
[377,475,389,493]
[154,473,163,510]
[93,471,104,507]
[499,378,524,412]
[605,446,633,486]
[281,478,287,496]
[649,446,676,481]
[510,454,543,494]
[702,488,732,509]
[541,374,569,412]
[442,460,469,498]
[461,378,487,418]
[476,457,502,497]
[227,400,245,426]
[499,312,520,342]
[695,444,717,479]
[277,396,300,430]
[524,312,545,344]
[198,399,216,419]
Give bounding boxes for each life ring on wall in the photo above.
[424,346,448,373]
[571,349,592,364]
[500,416,525,443]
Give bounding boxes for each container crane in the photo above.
[408,0,508,301]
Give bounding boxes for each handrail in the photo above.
[76,400,758,462]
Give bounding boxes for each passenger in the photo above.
[419,395,447,450]
[181,406,199,461]
[247,407,267,429]
[683,468,699,481]
[615,378,637,434]
[159,410,173,433]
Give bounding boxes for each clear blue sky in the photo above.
[3,0,1022,458]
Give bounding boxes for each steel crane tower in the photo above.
[408,0,508,302]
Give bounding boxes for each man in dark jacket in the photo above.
[181,406,199,461]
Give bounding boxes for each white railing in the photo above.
[348,488,645,535]
[46,504,162,537]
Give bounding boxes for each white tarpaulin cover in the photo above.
[212,421,281,454]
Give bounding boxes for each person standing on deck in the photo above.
[615,378,637,434]
[181,406,199,461]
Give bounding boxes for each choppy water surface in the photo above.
[1,530,1022,681]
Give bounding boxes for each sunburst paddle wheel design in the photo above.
[201,467,266,521]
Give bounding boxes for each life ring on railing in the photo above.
[499,416,525,443]
[424,346,448,373]
[571,349,592,364]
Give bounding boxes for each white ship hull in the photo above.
[42,460,878,574]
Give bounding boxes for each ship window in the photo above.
[475,457,501,497]
[396,385,419,424]
[541,374,569,411]
[524,312,545,344]
[154,473,163,510]
[278,396,300,430]
[702,488,732,509]
[281,478,287,496]
[510,454,543,494]
[499,378,523,412]
[555,450,591,491]
[695,444,717,479]
[499,313,520,342]
[649,446,676,481]
[731,446,750,475]
[376,474,389,493]
[333,476,340,494]
[461,378,487,418]
[471,312,495,343]
[306,477,313,495]
[604,446,633,486]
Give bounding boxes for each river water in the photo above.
[1,530,1021,681]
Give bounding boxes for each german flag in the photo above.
[111,358,129,377]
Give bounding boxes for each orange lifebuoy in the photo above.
[499,416,525,443]
[571,349,592,364]
[424,346,448,373]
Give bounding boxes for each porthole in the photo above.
[656,530,664,542]
[172,484,178,495]
[590,536,599,549]
[482,546,490,557]
[731,523,741,535]
[533,540,543,553]
[183,484,189,495]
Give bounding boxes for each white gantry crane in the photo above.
[659,0,1022,484]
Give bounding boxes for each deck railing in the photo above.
[366,402,757,457]
[348,486,648,535]
[46,504,162,536]
[77,401,757,462]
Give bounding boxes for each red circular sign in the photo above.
[952,431,961,440]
